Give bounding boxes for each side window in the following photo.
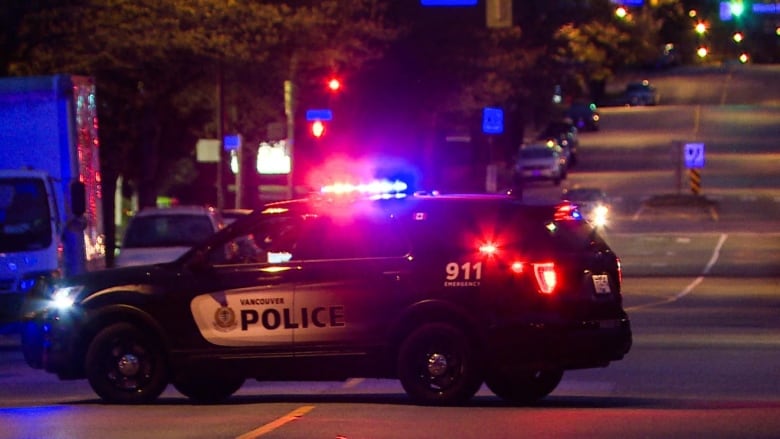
[295,216,408,261]
[208,214,306,265]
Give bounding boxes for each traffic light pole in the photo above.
[284,79,295,200]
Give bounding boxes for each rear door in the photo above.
[291,214,413,353]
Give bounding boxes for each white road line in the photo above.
[236,405,315,439]
[627,233,728,311]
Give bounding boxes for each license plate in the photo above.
[592,274,611,294]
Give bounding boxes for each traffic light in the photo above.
[327,77,341,92]
[310,120,326,138]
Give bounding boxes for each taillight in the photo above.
[508,260,557,294]
[533,262,557,295]
[617,257,623,285]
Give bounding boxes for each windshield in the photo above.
[0,177,53,252]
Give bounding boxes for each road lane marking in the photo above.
[627,233,728,311]
[236,405,314,439]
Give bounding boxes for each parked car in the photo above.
[624,80,658,106]
[514,143,567,186]
[115,205,223,267]
[536,120,579,166]
[565,101,600,131]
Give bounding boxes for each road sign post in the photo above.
[676,142,705,195]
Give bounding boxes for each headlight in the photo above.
[51,285,84,309]
[592,205,609,227]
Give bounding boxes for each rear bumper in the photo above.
[487,316,632,371]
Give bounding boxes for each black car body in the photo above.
[535,120,579,166]
[21,193,631,405]
[565,102,600,132]
[624,81,659,106]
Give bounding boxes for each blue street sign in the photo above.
[223,134,241,151]
[305,109,333,121]
[684,142,705,169]
[482,107,504,134]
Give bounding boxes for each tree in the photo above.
[6,0,398,207]
[552,1,672,102]
[3,0,398,265]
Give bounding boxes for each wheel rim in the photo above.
[104,338,153,392]
[417,342,463,392]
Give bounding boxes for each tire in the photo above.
[85,323,169,404]
[397,323,483,406]
[173,374,245,404]
[485,369,563,405]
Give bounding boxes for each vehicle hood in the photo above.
[114,246,192,268]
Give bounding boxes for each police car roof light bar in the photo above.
[320,179,408,197]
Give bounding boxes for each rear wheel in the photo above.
[397,323,483,406]
[485,369,563,405]
[85,323,168,404]
[173,374,245,403]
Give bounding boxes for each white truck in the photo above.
[0,75,103,325]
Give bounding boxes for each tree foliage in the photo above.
[1,0,687,204]
[5,0,398,207]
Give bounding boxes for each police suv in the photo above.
[21,187,631,406]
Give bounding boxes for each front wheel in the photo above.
[485,369,563,405]
[397,323,483,406]
[85,323,169,404]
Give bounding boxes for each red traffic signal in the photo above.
[310,120,326,138]
[327,77,341,92]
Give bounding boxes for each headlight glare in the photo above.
[51,285,84,309]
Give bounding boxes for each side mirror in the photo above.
[70,181,86,216]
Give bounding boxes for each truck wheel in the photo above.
[485,369,563,404]
[173,375,245,403]
[397,323,483,406]
[85,323,168,404]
